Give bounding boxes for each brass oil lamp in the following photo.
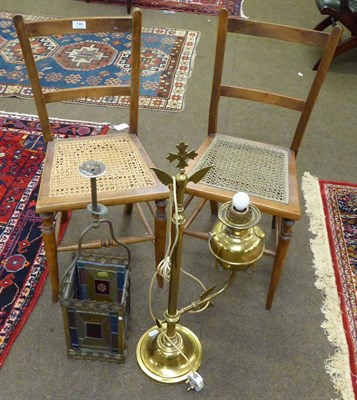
[209,192,265,271]
[136,143,265,390]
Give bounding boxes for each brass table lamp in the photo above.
[136,143,208,384]
[136,143,265,388]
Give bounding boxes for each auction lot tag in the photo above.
[72,21,86,29]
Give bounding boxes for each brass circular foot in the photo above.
[136,323,202,383]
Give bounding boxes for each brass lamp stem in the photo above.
[166,170,186,337]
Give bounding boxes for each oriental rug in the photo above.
[82,0,245,16]
[302,172,357,400]
[0,11,200,112]
[0,111,108,368]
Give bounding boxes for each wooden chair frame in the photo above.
[13,9,169,302]
[184,9,342,309]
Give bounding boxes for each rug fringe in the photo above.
[302,172,354,400]
[240,0,248,18]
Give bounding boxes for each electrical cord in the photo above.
[155,177,178,281]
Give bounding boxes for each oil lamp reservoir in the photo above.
[209,192,265,271]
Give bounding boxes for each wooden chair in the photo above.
[184,9,342,309]
[13,9,169,302]
[313,0,357,69]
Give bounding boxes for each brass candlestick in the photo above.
[136,143,210,384]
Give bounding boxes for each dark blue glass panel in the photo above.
[112,333,118,350]
[117,270,125,288]
[69,327,78,347]
[78,267,87,284]
[79,285,88,300]
[110,315,118,334]
[67,309,76,327]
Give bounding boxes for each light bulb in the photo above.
[232,192,250,211]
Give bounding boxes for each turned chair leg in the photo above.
[40,213,59,303]
[209,200,219,215]
[271,215,276,230]
[124,203,134,215]
[266,218,295,310]
[154,199,168,288]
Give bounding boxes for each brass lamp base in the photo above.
[136,323,203,383]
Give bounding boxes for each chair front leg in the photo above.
[271,215,276,230]
[266,218,295,310]
[124,203,134,215]
[40,213,59,303]
[209,200,219,215]
[154,199,168,288]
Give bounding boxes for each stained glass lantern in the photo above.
[60,251,130,363]
[59,160,131,363]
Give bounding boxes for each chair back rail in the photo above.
[20,17,134,37]
[13,10,142,142]
[209,9,343,156]
[227,18,331,47]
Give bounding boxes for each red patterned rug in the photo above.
[303,173,357,400]
[0,12,200,112]
[82,0,245,16]
[0,112,108,367]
